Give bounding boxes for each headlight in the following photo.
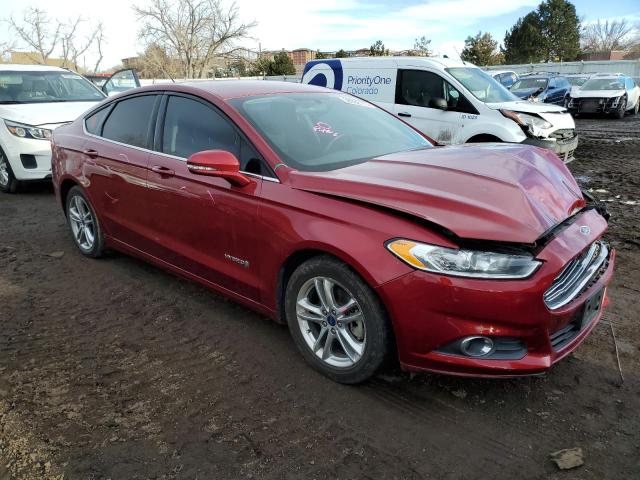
[386,239,541,279]
[500,110,552,130]
[4,120,52,140]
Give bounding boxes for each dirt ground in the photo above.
[1,115,639,480]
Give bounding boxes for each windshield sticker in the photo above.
[313,122,339,137]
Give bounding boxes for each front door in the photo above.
[394,69,463,145]
[145,94,265,301]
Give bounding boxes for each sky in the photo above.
[0,0,638,70]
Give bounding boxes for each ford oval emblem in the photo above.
[579,226,591,235]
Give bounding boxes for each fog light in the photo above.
[460,336,495,357]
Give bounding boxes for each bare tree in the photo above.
[9,7,61,64]
[8,7,106,72]
[133,0,256,79]
[582,19,635,53]
[92,24,106,73]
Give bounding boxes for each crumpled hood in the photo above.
[0,101,98,127]
[570,89,625,99]
[288,144,585,244]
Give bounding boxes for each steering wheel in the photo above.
[323,134,352,154]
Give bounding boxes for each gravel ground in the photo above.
[0,115,639,480]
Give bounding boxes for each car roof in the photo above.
[0,64,68,72]
[316,56,477,70]
[139,80,333,100]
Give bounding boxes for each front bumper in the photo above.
[376,209,615,377]
[0,131,53,181]
[523,133,578,163]
[568,97,622,115]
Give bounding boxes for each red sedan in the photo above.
[51,81,615,383]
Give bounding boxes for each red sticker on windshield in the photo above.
[314,122,339,137]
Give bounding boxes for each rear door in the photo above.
[145,93,267,300]
[83,93,160,248]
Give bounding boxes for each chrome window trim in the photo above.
[81,121,281,183]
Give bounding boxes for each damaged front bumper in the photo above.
[523,133,579,164]
[568,97,623,114]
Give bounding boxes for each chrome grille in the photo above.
[544,241,609,310]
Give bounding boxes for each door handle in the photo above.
[83,149,99,158]
[398,112,412,118]
[151,165,175,177]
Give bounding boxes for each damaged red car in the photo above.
[51,81,615,383]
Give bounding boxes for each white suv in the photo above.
[0,65,138,193]
[302,57,578,163]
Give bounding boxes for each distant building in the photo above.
[6,51,78,70]
[579,50,628,61]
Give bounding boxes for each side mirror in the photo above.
[429,97,448,110]
[187,150,250,187]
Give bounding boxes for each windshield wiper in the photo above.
[0,101,21,104]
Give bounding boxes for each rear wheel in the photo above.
[285,256,391,384]
[65,186,105,257]
[0,149,18,193]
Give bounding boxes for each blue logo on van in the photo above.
[302,59,343,90]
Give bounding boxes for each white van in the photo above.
[302,57,578,162]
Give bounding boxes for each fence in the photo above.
[484,60,640,77]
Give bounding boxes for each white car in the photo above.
[302,57,578,163]
[568,73,640,118]
[0,65,139,193]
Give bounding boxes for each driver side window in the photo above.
[396,70,476,114]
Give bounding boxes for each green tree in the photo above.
[315,50,327,59]
[248,56,273,76]
[334,49,349,58]
[413,35,432,56]
[503,12,544,63]
[460,31,503,66]
[268,51,296,75]
[369,40,388,56]
[537,0,580,61]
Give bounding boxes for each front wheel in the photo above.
[65,186,105,257]
[614,97,627,119]
[0,149,19,193]
[285,256,391,384]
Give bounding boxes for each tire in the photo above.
[563,96,570,108]
[615,97,627,119]
[65,186,105,257]
[633,100,639,116]
[285,256,391,384]
[0,149,19,194]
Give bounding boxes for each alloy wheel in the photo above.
[0,154,9,188]
[296,276,366,368]
[68,195,96,251]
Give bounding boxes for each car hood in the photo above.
[571,89,625,99]
[486,100,566,114]
[511,88,541,99]
[288,144,585,244]
[0,101,98,127]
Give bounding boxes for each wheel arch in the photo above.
[59,178,80,214]
[465,133,503,143]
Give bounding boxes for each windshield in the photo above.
[581,78,624,90]
[446,68,517,103]
[511,78,548,91]
[567,76,589,86]
[230,93,432,172]
[0,71,105,104]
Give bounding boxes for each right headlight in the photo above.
[500,110,552,130]
[386,239,541,279]
[4,120,52,140]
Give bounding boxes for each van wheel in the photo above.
[0,149,19,193]
[285,256,391,384]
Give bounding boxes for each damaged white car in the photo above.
[302,56,578,163]
[568,73,639,118]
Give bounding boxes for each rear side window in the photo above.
[102,95,157,148]
[85,107,110,135]
[161,95,239,159]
